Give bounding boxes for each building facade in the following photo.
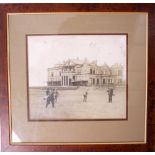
[47,59,124,87]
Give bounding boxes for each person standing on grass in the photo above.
[83,91,88,102]
[51,90,55,108]
[46,89,55,108]
[107,88,114,103]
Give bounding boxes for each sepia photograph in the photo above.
[27,34,127,120]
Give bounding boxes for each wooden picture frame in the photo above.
[0,3,155,152]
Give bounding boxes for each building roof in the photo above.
[48,59,123,71]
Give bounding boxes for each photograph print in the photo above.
[27,34,127,121]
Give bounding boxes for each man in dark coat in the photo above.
[46,91,55,108]
[83,91,88,102]
[107,88,114,103]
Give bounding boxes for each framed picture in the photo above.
[0,4,155,152]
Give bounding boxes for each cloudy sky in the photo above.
[27,35,127,86]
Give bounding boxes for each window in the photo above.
[90,69,92,74]
[93,70,95,74]
[97,79,99,85]
[108,79,111,83]
[66,76,68,85]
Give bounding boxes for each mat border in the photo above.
[7,12,147,145]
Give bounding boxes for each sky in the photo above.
[27,35,127,86]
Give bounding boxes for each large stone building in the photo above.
[47,58,124,87]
